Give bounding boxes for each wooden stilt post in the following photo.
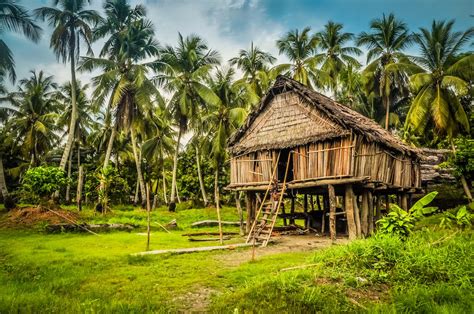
[290,196,295,225]
[303,194,308,229]
[245,192,253,234]
[354,195,361,238]
[328,185,336,242]
[401,193,408,211]
[368,190,374,235]
[322,194,328,234]
[235,191,244,236]
[344,185,357,240]
[310,195,314,211]
[385,194,390,213]
[375,195,382,225]
[361,191,369,237]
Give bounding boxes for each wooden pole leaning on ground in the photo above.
[353,195,361,238]
[146,184,151,251]
[235,191,245,236]
[328,184,336,243]
[344,185,357,240]
[361,191,369,237]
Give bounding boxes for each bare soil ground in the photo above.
[0,206,80,228]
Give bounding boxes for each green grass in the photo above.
[0,205,472,313]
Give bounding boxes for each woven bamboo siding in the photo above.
[353,138,421,188]
[292,136,353,181]
[230,150,277,185]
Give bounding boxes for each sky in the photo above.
[4,0,474,89]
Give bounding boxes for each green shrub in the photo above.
[377,191,438,237]
[21,166,67,203]
[440,204,473,229]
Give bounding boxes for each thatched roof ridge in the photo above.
[228,75,420,157]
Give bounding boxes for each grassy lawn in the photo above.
[0,205,472,313]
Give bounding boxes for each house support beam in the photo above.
[328,184,336,242]
[344,184,357,240]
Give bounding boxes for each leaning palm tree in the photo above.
[405,21,473,200]
[315,21,362,99]
[34,0,100,172]
[230,42,276,98]
[276,27,321,88]
[154,33,221,211]
[0,0,41,82]
[356,13,414,130]
[0,70,59,167]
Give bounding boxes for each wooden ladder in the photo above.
[246,152,292,247]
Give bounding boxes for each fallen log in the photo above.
[46,223,135,233]
[188,236,232,242]
[182,232,239,236]
[191,220,246,228]
[132,243,253,256]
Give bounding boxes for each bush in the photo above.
[21,167,67,203]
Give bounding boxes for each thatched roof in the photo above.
[228,75,419,157]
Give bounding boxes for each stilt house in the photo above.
[227,76,421,245]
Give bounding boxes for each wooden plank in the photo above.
[361,191,369,237]
[133,243,253,256]
[344,184,357,240]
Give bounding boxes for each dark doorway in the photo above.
[278,149,294,182]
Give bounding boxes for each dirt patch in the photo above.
[216,234,349,267]
[173,286,216,312]
[0,206,80,228]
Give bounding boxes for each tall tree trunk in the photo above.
[162,157,168,205]
[195,146,209,207]
[133,179,139,205]
[130,128,146,208]
[169,128,182,211]
[215,166,223,244]
[59,39,78,171]
[65,148,73,203]
[100,125,116,192]
[0,157,8,199]
[76,165,83,211]
[384,94,390,130]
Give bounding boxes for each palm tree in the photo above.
[205,67,247,243]
[356,13,414,130]
[34,0,100,173]
[81,5,159,207]
[315,21,362,99]
[405,21,473,200]
[0,0,42,82]
[154,33,221,211]
[0,70,59,167]
[276,27,321,87]
[56,81,93,202]
[230,42,276,98]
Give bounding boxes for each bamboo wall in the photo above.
[352,136,421,188]
[292,137,353,181]
[230,150,277,185]
[230,136,421,189]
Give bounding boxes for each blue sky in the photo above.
[5,0,473,87]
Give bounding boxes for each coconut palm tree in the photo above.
[230,42,276,98]
[314,21,362,99]
[154,33,221,211]
[34,0,100,173]
[356,13,414,130]
[205,67,247,243]
[0,0,42,82]
[406,21,473,200]
[82,7,159,207]
[0,70,59,167]
[276,27,321,88]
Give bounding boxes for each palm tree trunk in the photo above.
[59,39,78,171]
[130,128,146,207]
[133,179,139,205]
[195,146,209,207]
[214,166,223,244]
[384,94,390,130]
[162,153,168,204]
[0,157,9,199]
[65,148,73,203]
[76,165,84,211]
[169,127,182,211]
[103,125,116,170]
